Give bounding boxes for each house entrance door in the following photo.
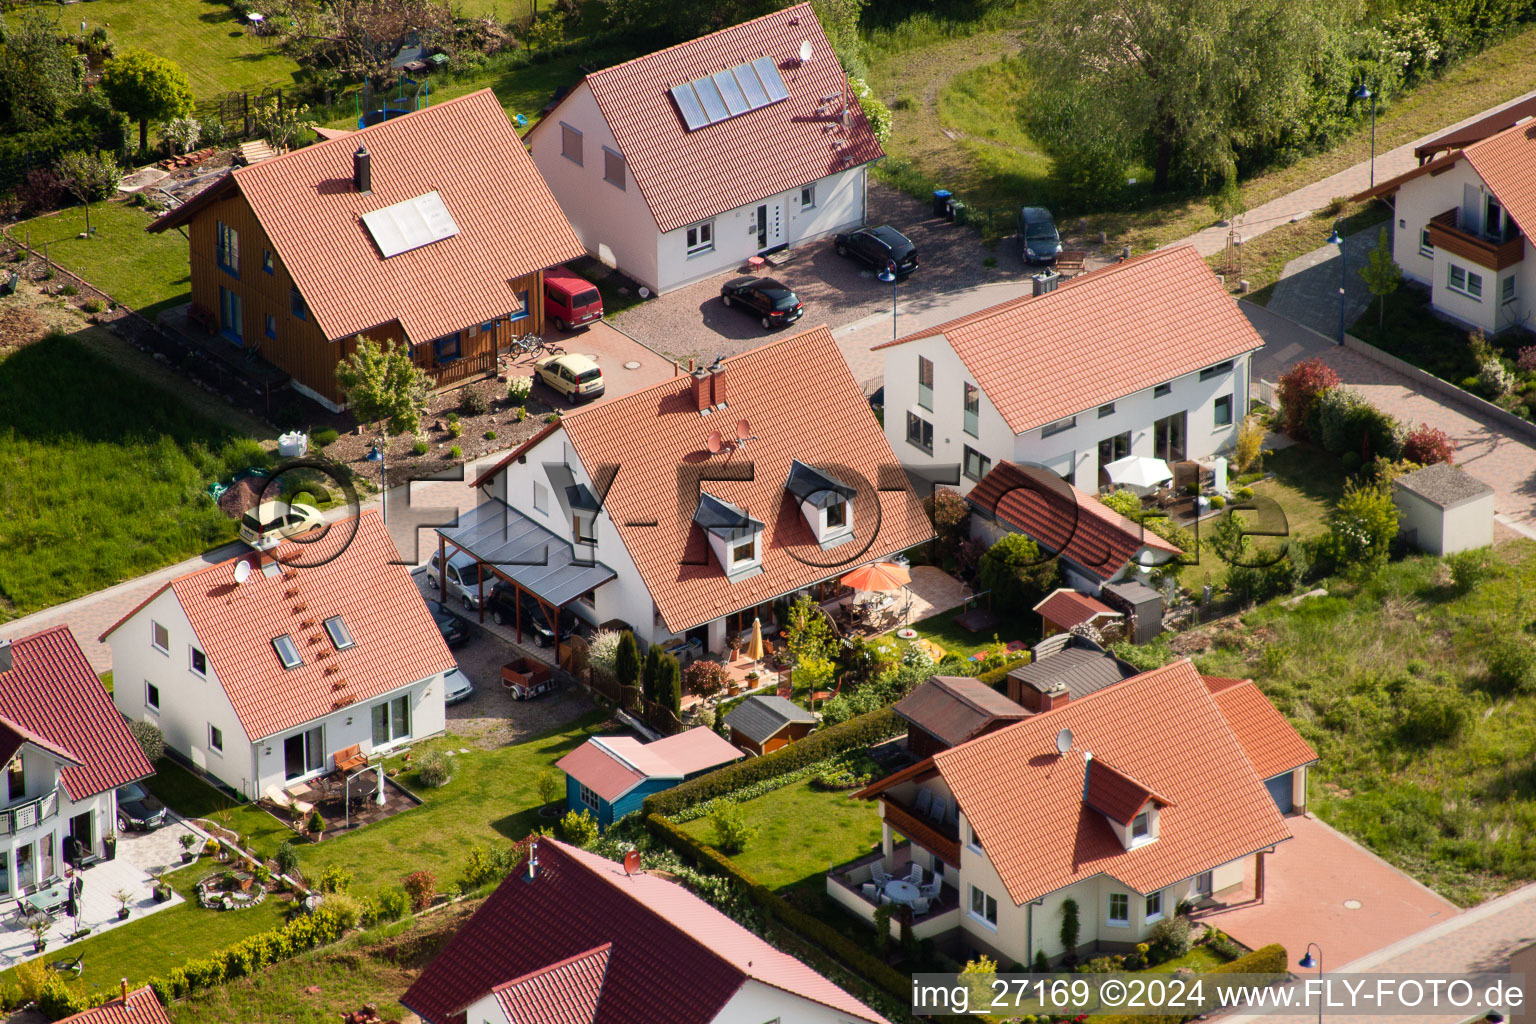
[754,202,783,252]
[755,204,768,249]
[1153,412,1186,463]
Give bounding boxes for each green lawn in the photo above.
[6,202,191,320]
[678,778,882,893]
[0,331,261,621]
[1146,946,1226,973]
[0,861,291,998]
[150,713,613,897]
[1248,445,1344,544]
[75,0,301,101]
[1190,540,1536,906]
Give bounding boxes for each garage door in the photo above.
[1265,772,1294,813]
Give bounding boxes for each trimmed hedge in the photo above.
[147,906,351,1005]
[1089,943,1289,1024]
[644,707,903,818]
[646,812,914,1004]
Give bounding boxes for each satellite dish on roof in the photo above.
[737,418,752,440]
[1055,728,1074,755]
[707,430,725,454]
[799,39,813,64]
[233,560,252,585]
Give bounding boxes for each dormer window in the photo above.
[1083,756,1170,851]
[783,459,856,548]
[1132,810,1150,840]
[694,492,764,581]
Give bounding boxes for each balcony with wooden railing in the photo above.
[881,794,961,865]
[1427,209,1526,271]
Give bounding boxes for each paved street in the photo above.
[1265,230,1379,341]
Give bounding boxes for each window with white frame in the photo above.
[1502,276,1517,304]
[1145,889,1164,922]
[969,884,998,928]
[372,695,411,747]
[189,646,207,677]
[1042,416,1076,438]
[560,123,583,165]
[1419,227,1434,257]
[964,382,980,436]
[1213,394,1234,428]
[209,725,223,753]
[731,536,757,567]
[579,783,600,811]
[686,221,714,255]
[800,184,816,210]
[533,481,548,514]
[1107,892,1130,925]
[145,681,160,712]
[1132,810,1150,840]
[967,823,983,853]
[603,147,625,189]
[151,621,169,654]
[1448,264,1483,300]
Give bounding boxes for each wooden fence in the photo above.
[585,670,684,736]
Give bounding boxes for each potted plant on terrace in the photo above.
[112,889,134,920]
[308,809,326,842]
[102,830,117,861]
[27,914,50,953]
[179,833,197,863]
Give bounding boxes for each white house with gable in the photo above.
[525,3,883,294]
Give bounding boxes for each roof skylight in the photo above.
[272,634,303,669]
[323,615,355,651]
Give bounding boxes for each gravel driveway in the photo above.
[612,182,1055,361]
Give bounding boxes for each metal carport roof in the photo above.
[438,499,616,607]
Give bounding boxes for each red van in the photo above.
[542,266,604,331]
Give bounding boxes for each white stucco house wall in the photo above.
[525,3,883,295]
[1357,118,1535,335]
[454,327,930,659]
[0,627,154,892]
[103,511,454,800]
[1392,462,1495,555]
[878,246,1265,496]
[829,662,1315,966]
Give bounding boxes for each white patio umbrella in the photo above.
[1103,455,1174,493]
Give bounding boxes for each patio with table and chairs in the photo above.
[826,841,962,942]
[0,852,184,968]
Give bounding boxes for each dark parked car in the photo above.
[1018,206,1063,265]
[487,582,582,647]
[833,225,918,277]
[428,599,470,647]
[116,781,167,831]
[720,277,803,330]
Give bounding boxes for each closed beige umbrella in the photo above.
[746,617,766,666]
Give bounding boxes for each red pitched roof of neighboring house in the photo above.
[0,716,84,770]
[401,838,888,1024]
[492,943,610,1024]
[892,675,1031,748]
[1413,95,1536,162]
[968,462,1180,580]
[100,512,456,741]
[1462,120,1536,237]
[0,627,152,800]
[1034,588,1121,631]
[1084,757,1171,826]
[1200,675,1248,694]
[150,90,583,346]
[1210,680,1318,781]
[930,659,1295,905]
[1351,150,1462,202]
[873,246,1264,435]
[55,987,170,1024]
[536,3,884,233]
[495,325,931,635]
[558,729,742,802]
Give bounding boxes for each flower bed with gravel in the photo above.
[195,871,269,911]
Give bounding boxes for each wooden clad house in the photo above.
[149,90,584,410]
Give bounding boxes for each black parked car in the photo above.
[833,225,919,276]
[720,277,804,330]
[1018,206,1063,265]
[116,781,167,831]
[427,599,471,647]
[487,582,582,647]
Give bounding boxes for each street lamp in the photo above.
[1355,83,1377,188]
[1327,223,1346,344]
[877,261,898,341]
[1298,943,1323,1024]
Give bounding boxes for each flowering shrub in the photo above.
[1518,346,1536,374]
[1477,360,1514,398]
[401,870,436,911]
[684,659,729,696]
[1402,423,1454,466]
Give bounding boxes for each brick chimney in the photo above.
[691,366,711,413]
[120,978,129,1003]
[1012,677,1068,713]
[1038,682,1070,712]
[709,362,728,408]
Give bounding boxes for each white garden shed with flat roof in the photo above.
[1392,463,1494,555]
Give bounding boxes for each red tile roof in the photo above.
[401,838,888,1024]
[1210,680,1318,781]
[492,943,610,1024]
[1351,150,1462,202]
[1084,757,1170,826]
[55,987,171,1024]
[100,512,456,741]
[874,246,1264,435]
[538,3,884,233]
[541,325,930,635]
[1414,95,1536,161]
[0,627,152,799]
[555,741,645,803]
[556,728,741,802]
[151,90,583,345]
[968,462,1181,580]
[1200,675,1248,694]
[1034,588,1120,631]
[1463,120,1536,238]
[931,659,1295,904]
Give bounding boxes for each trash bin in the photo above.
[950,200,968,225]
[932,189,952,218]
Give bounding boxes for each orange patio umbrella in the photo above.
[840,562,911,592]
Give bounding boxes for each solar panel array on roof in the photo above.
[361,190,459,258]
[669,58,790,131]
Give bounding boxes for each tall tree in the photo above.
[99,50,194,154]
[1020,0,1336,191]
[0,13,82,132]
[615,630,641,694]
[334,336,432,435]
